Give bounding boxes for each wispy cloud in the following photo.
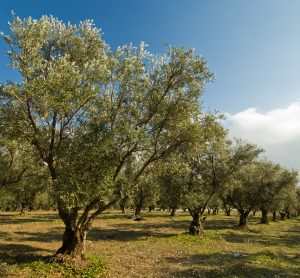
[225,101,300,171]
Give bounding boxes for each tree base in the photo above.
[50,252,87,267]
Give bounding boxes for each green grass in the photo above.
[0,210,299,277]
[21,253,107,278]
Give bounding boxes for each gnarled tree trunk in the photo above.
[188,209,206,236]
[260,208,268,224]
[55,226,88,262]
[52,196,119,264]
[238,210,249,227]
[53,205,85,263]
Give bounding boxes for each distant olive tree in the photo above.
[224,161,297,226]
[181,114,262,235]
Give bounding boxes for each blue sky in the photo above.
[1,0,300,170]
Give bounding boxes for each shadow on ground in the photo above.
[164,252,300,278]
[0,243,52,264]
[222,231,300,248]
[0,213,59,225]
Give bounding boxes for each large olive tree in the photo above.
[2,15,212,262]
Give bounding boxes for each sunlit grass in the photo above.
[0,210,299,277]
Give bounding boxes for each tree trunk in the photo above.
[280,212,286,220]
[260,208,268,224]
[286,211,290,219]
[55,226,87,262]
[170,208,176,217]
[272,211,277,221]
[189,211,206,236]
[252,209,256,216]
[120,204,125,214]
[20,202,29,215]
[238,211,249,227]
[135,204,142,218]
[225,209,231,216]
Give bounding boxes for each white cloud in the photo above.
[225,101,300,171]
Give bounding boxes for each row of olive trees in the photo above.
[158,157,298,229]
[0,15,299,265]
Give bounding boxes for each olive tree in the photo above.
[224,161,297,226]
[2,15,212,262]
[183,123,262,236]
[158,155,189,217]
[256,162,298,223]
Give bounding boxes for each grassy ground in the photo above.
[0,210,299,277]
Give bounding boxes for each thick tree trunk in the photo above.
[260,208,268,224]
[238,211,249,227]
[286,211,290,219]
[272,211,277,221]
[55,226,87,262]
[170,208,176,217]
[189,211,206,236]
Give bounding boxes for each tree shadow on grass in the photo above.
[163,252,300,278]
[88,216,243,241]
[0,243,52,265]
[0,213,60,225]
[204,218,239,230]
[222,232,300,248]
[97,211,188,220]
[89,227,176,241]
[13,228,63,243]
